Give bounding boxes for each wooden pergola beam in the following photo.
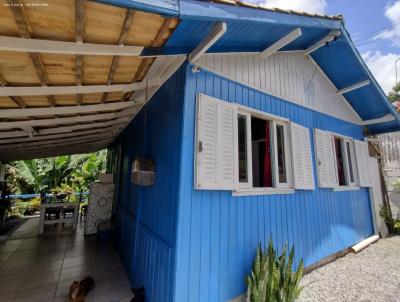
[0,73,26,108]
[0,81,150,96]
[75,0,85,105]
[0,36,144,56]
[0,131,30,139]
[0,132,116,150]
[0,145,104,161]
[102,9,135,103]
[38,117,130,135]
[12,137,111,152]
[0,141,109,160]
[0,101,135,118]
[0,107,135,130]
[9,4,56,107]
[0,125,123,145]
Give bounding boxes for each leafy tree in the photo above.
[71,150,107,194]
[388,82,400,106]
[6,150,107,195]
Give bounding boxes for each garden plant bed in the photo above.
[299,236,400,302]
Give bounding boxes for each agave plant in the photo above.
[246,239,304,302]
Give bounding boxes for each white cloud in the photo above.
[362,51,398,94]
[256,0,327,14]
[374,1,400,46]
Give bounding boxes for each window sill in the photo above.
[233,188,295,196]
[333,186,360,192]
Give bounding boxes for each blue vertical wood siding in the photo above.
[113,65,186,302]
[173,64,374,302]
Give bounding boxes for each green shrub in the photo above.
[246,240,304,302]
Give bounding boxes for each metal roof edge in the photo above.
[178,0,343,29]
[339,24,400,127]
[92,0,180,16]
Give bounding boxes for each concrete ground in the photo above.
[299,236,400,302]
[0,218,132,302]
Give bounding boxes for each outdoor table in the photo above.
[38,202,79,234]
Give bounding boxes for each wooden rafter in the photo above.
[0,36,144,56]
[102,9,135,103]
[0,101,135,118]
[0,139,110,156]
[9,4,56,107]
[0,144,107,161]
[0,133,115,150]
[38,117,130,135]
[75,0,85,105]
[0,81,151,97]
[0,126,123,145]
[0,73,26,108]
[124,18,173,101]
[0,107,135,130]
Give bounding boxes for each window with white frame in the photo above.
[195,93,315,194]
[314,129,372,189]
[236,111,292,189]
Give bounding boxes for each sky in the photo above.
[247,0,400,94]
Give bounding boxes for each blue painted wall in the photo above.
[113,64,186,302]
[113,63,374,302]
[173,64,374,302]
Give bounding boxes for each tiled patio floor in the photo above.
[0,218,132,302]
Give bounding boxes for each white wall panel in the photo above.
[197,52,361,124]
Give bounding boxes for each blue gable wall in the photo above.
[114,64,186,302]
[173,64,374,302]
[113,62,374,302]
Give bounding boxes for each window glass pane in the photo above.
[346,141,354,183]
[276,124,287,183]
[251,117,272,187]
[334,138,346,186]
[238,114,248,183]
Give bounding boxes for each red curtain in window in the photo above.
[263,121,272,187]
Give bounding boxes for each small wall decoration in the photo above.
[131,158,155,186]
[84,181,114,235]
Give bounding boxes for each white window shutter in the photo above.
[290,122,315,190]
[314,129,338,188]
[195,94,236,190]
[354,140,372,187]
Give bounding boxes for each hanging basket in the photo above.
[131,158,155,186]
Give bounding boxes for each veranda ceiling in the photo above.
[0,0,181,161]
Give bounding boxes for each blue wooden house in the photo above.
[103,1,400,301]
